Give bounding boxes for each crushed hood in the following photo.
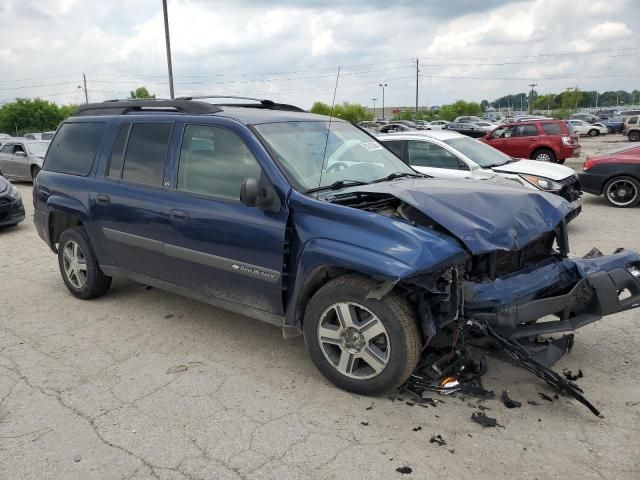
[345,178,573,254]
[492,159,575,181]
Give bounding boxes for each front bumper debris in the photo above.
[463,249,640,338]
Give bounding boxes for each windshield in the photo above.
[443,136,511,167]
[27,141,50,157]
[254,121,415,191]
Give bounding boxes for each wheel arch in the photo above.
[46,202,88,253]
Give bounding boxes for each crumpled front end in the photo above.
[463,249,640,338]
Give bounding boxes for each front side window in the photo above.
[517,124,539,137]
[408,141,463,169]
[177,125,261,200]
[44,122,107,176]
[121,123,172,186]
[254,121,414,191]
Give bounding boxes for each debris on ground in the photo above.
[467,402,490,411]
[412,426,422,432]
[563,369,584,381]
[527,400,541,406]
[166,365,188,374]
[73,455,81,463]
[360,422,369,426]
[366,403,374,410]
[396,466,412,474]
[471,411,504,428]
[164,314,174,319]
[538,392,559,402]
[501,391,522,409]
[430,434,446,446]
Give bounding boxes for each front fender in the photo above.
[284,236,467,328]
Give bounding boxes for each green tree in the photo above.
[0,98,71,136]
[309,101,372,124]
[129,87,156,99]
[437,100,482,121]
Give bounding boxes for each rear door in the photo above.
[90,120,176,281]
[502,123,539,157]
[0,143,16,177]
[159,122,288,315]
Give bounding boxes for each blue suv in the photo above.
[34,99,640,395]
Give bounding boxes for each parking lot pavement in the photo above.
[1,182,639,480]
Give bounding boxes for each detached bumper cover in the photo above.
[463,250,640,338]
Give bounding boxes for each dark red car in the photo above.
[578,145,640,207]
[480,120,580,164]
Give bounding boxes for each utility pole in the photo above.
[162,0,175,99]
[379,83,387,121]
[77,73,88,103]
[415,58,419,117]
[371,98,377,120]
[595,91,599,109]
[528,83,537,114]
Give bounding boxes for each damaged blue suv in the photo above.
[33,98,640,395]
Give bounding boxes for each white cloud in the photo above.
[0,0,638,108]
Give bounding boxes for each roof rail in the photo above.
[74,99,223,117]
[175,95,305,112]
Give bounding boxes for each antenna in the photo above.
[316,66,341,198]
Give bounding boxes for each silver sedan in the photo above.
[0,139,49,181]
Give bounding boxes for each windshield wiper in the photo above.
[370,172,424,183]
[306,179,371,194]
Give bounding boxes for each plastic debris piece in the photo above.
[430,434,446,446]
[471,411,503,428]
[538,392,559,402]
[501,391,522,409]
[563,369,583,381]
[166,365,188,374]
[361,422,369,426]
[527,400,541,406]
[412,426,422,432]
[396,466,412,474]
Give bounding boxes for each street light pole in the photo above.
[77,73,88,104]
[528,83,537,114]
[162,0,175,99]
[379,83,387,121]
[372,98,377,120]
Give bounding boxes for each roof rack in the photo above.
[74,99,223,117]
[175,95,305,112]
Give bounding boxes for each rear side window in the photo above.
[519,124,539,136]
[629,117,638,125]
[121,123,172,186]
[44,122,106,176]
[542,123,563,135]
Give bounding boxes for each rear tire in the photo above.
[629,131,640,142]
[603,176,640,208]
[588,129,599,137]
[532,148,557,163]
[303,274,421,396]
[58,227,112,299]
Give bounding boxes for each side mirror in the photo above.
[240,177,280,212]
[15,151,27,156]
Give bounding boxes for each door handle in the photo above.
[96,194,110,206]
[170,209,190,222]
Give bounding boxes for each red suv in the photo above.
[480,120,580,164]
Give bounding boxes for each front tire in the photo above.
[532,148,557,163]
[629,131,640,142]
[58,227,112,299]
[303,274,421,395]
[603,176,640,208]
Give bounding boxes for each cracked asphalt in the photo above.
[1,137,639,479]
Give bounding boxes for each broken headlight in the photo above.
[520,174,563,192]
[628,265,640,280]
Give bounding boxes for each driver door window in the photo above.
[177,125,261,200]
[408,141,466,169]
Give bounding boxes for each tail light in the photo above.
[583,157,595,170]
[561,136,573,146]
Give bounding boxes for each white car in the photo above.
[425,120,450,130]
[378,130,581,219]
[473,121,497,133]
[567,120,607,137]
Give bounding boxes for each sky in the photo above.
[0,0,639,109]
